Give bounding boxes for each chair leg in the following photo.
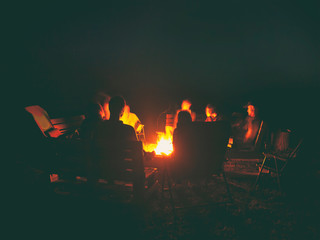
[253,155,267,190]
[161,161,169,195]
[161,163,174,204]
[162,164,177,223]
[274,157,282,193]
[222,172,233,203]
[161,166,166,194]
[166,168,174,201]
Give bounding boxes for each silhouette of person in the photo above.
[172,110,194,181]
[93,96,137,142]
[89,96,137,183]
[80,94,106,139]
[174,99,196,129]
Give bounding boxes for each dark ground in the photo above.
[8,156,320,240]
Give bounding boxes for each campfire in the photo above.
[143,130,173,156]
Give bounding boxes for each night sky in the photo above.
[7,1,320,141]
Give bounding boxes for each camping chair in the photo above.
[25,105,85,139]
[136,124,146,142]
[227,120,267,159]
[253,137,304,192]
[170,121,233,204]
[25,105,57,137]
[225,120,268,175]
[25,105,86,181]
[91,140,159,205]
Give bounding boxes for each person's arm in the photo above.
[131,113,144,133]
[191,112,196,122]
[128,126,138,141]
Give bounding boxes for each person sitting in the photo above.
[79,92,107,139]
[93,91,111,120]
[173,99,196,129]
[90,96,137,184]
[172,110,194,181]
[79,103,104,140]
[93,96,137,142]
[173,110,193,143]
[120,104,144,138]
[243,103,260,144]
[205,104,222,122]
[233,102,261,150]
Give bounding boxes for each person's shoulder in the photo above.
[122,123,135,131]
[129,112,138,117]
[97,119,110,126]
[130,112,139,120]
[121,122,137,140]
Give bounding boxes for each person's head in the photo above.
[247,104,256,118]
[108,96,126,120]
[86,103,105,121]
[93,91,111,120]
[181,99,192,111]
[177,110,192,128]
[205,104,217,118]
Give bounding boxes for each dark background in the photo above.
[6,1,320,142]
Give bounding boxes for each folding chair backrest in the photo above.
[273,129,291,152]
[25,105,54,137]
[254,120,266,151]
[288,138,304,160]
[173,121,231,179]
[92,140,145,199]
[277,137,303,173]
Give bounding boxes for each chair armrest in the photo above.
[263,153,287,161]
[144,167,158,179]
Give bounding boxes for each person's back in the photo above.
[93,119,137,142]
[93,96,137,142]
[173,120,230,181]
[91,96,137,181]
[174,99,196,128]
[172,111,195,180]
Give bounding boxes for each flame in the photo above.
[143,130,173,156]
[143,143,157,153]
[154,134,173,156]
